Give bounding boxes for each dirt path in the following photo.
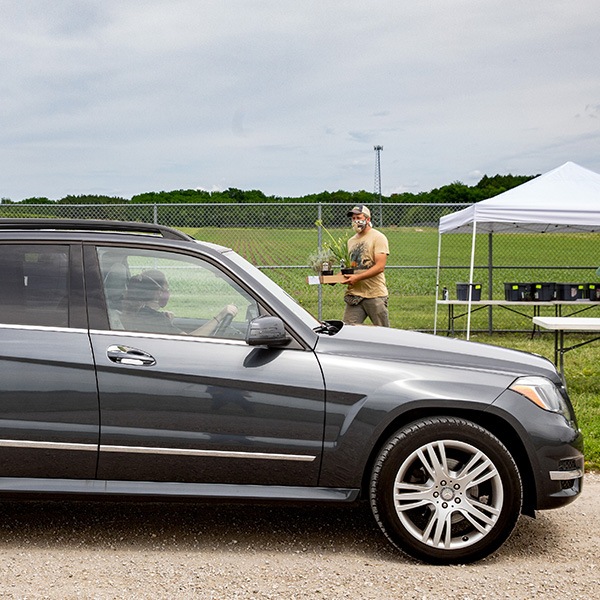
[0,473,598,599]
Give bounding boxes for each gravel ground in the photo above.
[0,473,598,600]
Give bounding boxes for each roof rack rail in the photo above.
[0,219,193,241]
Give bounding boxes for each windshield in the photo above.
[225,250,321,330]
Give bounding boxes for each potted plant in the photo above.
[307,248,336,275]
[315,220,354,273]
[340,260,355,275]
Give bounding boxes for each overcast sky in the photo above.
[2,0,599,201]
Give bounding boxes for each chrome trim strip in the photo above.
[0,323,88,334]
[0,478,359,502]
[0,323,247,346]
[0,439,97,452]
[100,444,316,462]
[90,328,248,345]
[549,468,584,481]
[0,439,315,462]
[0,323,247,345]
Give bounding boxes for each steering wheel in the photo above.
[214,312,234,337]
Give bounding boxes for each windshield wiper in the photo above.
[314,320,344,335]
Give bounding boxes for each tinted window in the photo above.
[0,245,69,327]
[97,247,259,339]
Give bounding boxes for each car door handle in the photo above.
[107,345,156,366]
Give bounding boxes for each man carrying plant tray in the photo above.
[342,205,390,327]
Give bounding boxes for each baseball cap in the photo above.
[347,205,371,218]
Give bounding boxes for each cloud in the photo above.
[583,104,600,119]
[348,131,376,144]
[1,0,600,200]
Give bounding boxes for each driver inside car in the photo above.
[122,269,238,336]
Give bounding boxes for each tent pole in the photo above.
[466,222,477,340]
[434,230,442,335]
[488,232,493,335]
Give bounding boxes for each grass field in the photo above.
[182,226,600,469]
[183,225,600,331]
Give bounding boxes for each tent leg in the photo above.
[488,232,493,335]
[434,231,442,335]
[466,222,477,340]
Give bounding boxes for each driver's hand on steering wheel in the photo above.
[217,303,238,321]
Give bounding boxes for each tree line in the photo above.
[1,173,535,207]
[0,173,536,228]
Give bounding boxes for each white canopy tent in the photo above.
[434,162,600,338]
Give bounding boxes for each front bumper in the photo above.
[489,388,585,512]
[549,465,585,482]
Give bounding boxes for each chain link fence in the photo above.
[2,201,598,334]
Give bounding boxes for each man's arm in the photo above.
[343,253,387,286]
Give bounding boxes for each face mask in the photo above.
[158,288,170,308]
[352,220,367,233]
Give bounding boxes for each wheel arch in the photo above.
[360,406,537,516]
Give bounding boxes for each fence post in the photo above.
[317,203,323,321]
[153,204,158,225]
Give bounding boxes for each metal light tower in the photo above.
[374,145,383,226]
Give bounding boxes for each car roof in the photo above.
[0,218,234,253]
[0,219,192,240]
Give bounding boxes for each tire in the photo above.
[370,417,522,564]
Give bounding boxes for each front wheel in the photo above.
[370,417,522,564]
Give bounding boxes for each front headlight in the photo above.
[509,376,571,420]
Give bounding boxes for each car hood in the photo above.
[315,324,559,381]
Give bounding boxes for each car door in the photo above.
[0,243,99,479]
[87,245,325,486]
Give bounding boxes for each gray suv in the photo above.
[0,219,583,564]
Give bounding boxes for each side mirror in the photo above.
[246,315,291,347]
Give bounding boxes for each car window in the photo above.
[0,244,69,327]
[226,250,321,330]
[97,247,259,339]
